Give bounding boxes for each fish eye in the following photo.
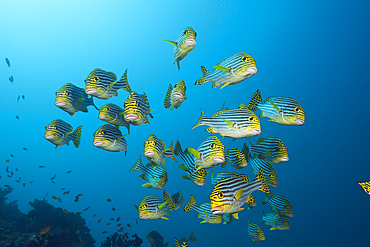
[55,126,59,130]
[210,143,216,149]
[106,107,110,111]
[294,107,301,112]
[218,192,224,198]
[249,116,255,121]
[140,203,148,210]
[183,30,188,35]
[101,130,106,135]
[241,56,248,62]
[159,175,164,179]
[94,76,99,82]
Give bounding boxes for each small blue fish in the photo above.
[9,76,13,83]
[5,57,10,67]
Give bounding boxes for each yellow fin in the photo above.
[232,212,239,219]
[187,148,201,160]
[234,188,243,202]
[219,82,232,89]
[163,40,177,46]
[213,65,231,72]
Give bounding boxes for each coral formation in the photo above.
[100,232,143,247]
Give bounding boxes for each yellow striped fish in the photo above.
[98,103,130,134]
[92,124,128,154]
[210,170,239,187]
[262,193,294,217]
[85,68,130,99]
[55,83,98,117]
[129,156,168,189]
[187,135,227,169]
[134,190,175,220]
[195,52,257,89]
[192,105,261,140]
[123,91,154,126]
[144,134,176,165]
[248,89,305,125]
[164,27,197,70]
[209,168,270,219]
[170,190,184,211]
[247,221,265,241]
[226,147,248,169]
[164,80,187,110]
[44,119,82,149]
[357,180,370,195]
[248,137,288,164]
[262,211,290,230]
[184,195,223,224]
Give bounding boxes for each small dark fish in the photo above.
[83,206,91,211]
[15,116,19,120]
[117,229,124,232]
[66,170,72,174]
[18,177,21,181]
[10,154,14,157]
[109,218,115,221]
[15,180,20,183]
[61,188,66,190]
[102,231,108,234]
[93,213,97,217]
[50,174,56,180]
[98,219,102,223]
[39,166,46,168]
[11,171,13,176]
[5,185,11,188]
[76,212,83,215]
[135,218,138,225]
[23,147,28,151]
[17,96,20,102]
[29,180,35,184]
[6,160,9,163]
[126,223,131,228]
[107,198,112,202]
[9,76,13,83]
[106,223,111,225]
[63,189,71,195]
[116,217,121,222]
[117,223,123,226]
[77,194,83,197]
[15,168,18,172]
[6,166,9,173]
[51,181,55,184]
[22,95,25,100]
[5,57,10,67]
[23,183,26,187]
[64,209,68,214]
[112,207,116,211]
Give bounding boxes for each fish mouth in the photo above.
[98,114,106,120]
[286,212,294,217]
[211,208,223,215]
[172,92,184,99]
[184,38,196,46]
[157,184,164,190]
[44,134,54,140]
[125,114,138,121]
[295,119,305,125]
[251,129,261,135]
[212,156,225,164]
[55,101,66,107]
[246,67,257,75]
[93,141,104,147]
[139,215,147,219]
[195,181,205,186]
[280,157,289,162]
[145,151,155,158]
[269,184,278,188]
[85,88,98,95]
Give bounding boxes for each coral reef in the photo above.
[100,232,143,247]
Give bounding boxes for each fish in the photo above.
[168,190,184,211]
[210,170,240,187]
[22,95,25,99]
[51,196,62,203]
[102,231,109,234]
[117,223,123,226]
[357,181,370,195]
[107,199,112,202]
[50,174,56,180]
[126,223,131,228]
[15,180,20,183]
[129,156,168,189]
[164,80,187,110]
[51,181,55,184]
[135,218,138,225]
[187,135,227,169]
[6,160,9,163]
[222,214,233,224]
[17,95,20,102]
[77,194,83,197]
[111,207,116,211]
[84,68,130,99]
[93,213,97,217]
[5,57,10,67]
[192,106,261,140]
[74,197,79,202]
[226,147,248,169]
[29,180,35,184]
[63,189,71,195]
[66,170,72,174]
[123,90,154,126]
[6,166,9,173]
[209,168,270,218]
[55,83,98,117]
[10,154,14,157]
[109,218,115,221]
[164,27,197,70]
[98,219,102,223]
[262,193,294,217]
[9,76,13,83]
[143,134,176,165]
[117,229,124,232]
[248,137,289,164]
[244,144,278,187]
[262,211,290,230]
[184,195,222,224]
[64,209,68,214]
[146,231,168,247]
[15,115,19,120]
[134,190,175,220]
[247,221,265,241]
[44,119,82,149]
[116,217,121,222]
[39,166,46,168]
[4,185,11,188]
[246,194,257,209]
[93,124,128,154]
[106,223,111,225]
[23,147,28,151]
[247,89,305,125]
[22,183,26,187]
[76,212,83,215]
[40,226,51,235]
[195,52,257,89]
[83,206,91,211]
[98,103,130,133]
[174,140,208,186]
[176,232,197,246]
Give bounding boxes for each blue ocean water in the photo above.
[1,0,370,246]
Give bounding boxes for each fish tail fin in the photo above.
[195,66,210,85]
[174,140,182,156]
[255,168,271,193]
[191,110,207,129]
[188,232,197,242]
[120,69,132,94]
[184,194,196,212]
[241,143,250,158]
[248,89,262,111]
[210,170,215,186]
[163,190,176,210]
[262,193,269,204]
[166,141,177,162]
[129,156,142,172]
[72,126,82,148]
[176,61,180,70]
[164,84,173,109]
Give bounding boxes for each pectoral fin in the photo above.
[213,65,231,72]
[164,40,177,46]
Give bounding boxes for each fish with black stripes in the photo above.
[164,80,187,110]
[98,103,130,133]
[134,190,175,220]
[44,119,82,149]
[262,211,290,230]
[123,91,154,125]
[247,89,305,125]
[262,193,294,217]
[248,137,288,164]
[93,124,128,154]
[357,180,370,195]
[144,134,176,165]
[170,190,184,210]
[210,170,239,187]
[55,83,98,117]
[195,52,257,89]
[247,221,265,241]
[184,194,223,224]
[226,146,248,169]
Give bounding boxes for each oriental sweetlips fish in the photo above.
[195,52,257,89]
[170,190,184,211]
[123,91,154,125]
[184,194,223,224]
[98,103,130,133]
[210,170,239,187]
[262,193,294,217]
[144,134,176,165]
[85,68,131,99]
[192,105,261,140]
[226,146,248,169]
[146,230,168,247]
[262,211,290,230]
[246,153,278,188]
[247,221,265,242]
[209,168,270,219]
[55,83,98,117]
[93,124,128,154]
[247,89,305,125]
[134,190,175,220]
[174,140,207,186]
[44,119,82,149]
[174,233,197,247]
[164,27,197,70]
[129,156,168,189]
[164,80,187,110]
[248,137,288,164]
[357,180,370,195]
